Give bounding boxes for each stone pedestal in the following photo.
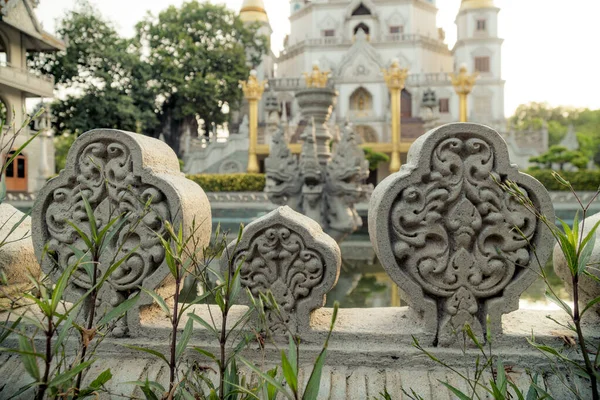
[295,88,337,166]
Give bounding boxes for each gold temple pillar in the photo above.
[383,59,408,173]
[240,70,266,173]
[450,64,478,123]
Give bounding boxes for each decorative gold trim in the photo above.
[240,6,267,14]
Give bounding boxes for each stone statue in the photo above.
[325,123,371,239]
[238,114,249,136]
[265,120,372,242]
[264,125,303,210]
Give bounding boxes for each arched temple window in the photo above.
[5,151,28,192]
[350,87,373,116]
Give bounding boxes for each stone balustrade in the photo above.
[0,123,598,399]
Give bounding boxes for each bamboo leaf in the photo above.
[67,220,93,250]
[139,287,171,318]
[18,335,40,381]
[176,318,194,360]
[288,334,298,376]
[545,289,572,317]
[582,295,600,317]
[89,368,112,389]
[439,382,471,400]
[188,313,217,336]
[121,345,168,365]
[98,293,140,327]
[81,194,98,241]
[495,359,508,397]
[578,230,597,274]
[302,348,327,400]
[48,359,94,388]
[238,356,293,400]
[193,347,217,361]
[281,351,298,395]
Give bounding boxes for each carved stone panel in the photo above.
[369,123,554,346]
[32,129,211,336]
[220,206,341,334]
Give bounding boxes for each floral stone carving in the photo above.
[32,129,211,337]
[369,123,554,346]
[220,206,340,334]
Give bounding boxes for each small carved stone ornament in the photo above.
[220,206,341,334]
[369,123,554,346]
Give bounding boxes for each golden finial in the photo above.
[450,64,478,96]
[382,58,409,90]
[240,69,266,100]
[304,63,330,88]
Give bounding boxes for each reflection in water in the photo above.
[325,258,569,309]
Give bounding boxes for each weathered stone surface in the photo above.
[31,129,211,336]
[0,204,39,307]
[554,212,600,319]
[369,123,555,345]
[220,206,341,333]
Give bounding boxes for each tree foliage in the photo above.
[136,1,268,153]
[510,102,600,163]
[529,145,589,171]
[363,147,390,171]
[29,0,157,135]
[30,0,267,157]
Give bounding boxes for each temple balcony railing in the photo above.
[268,72,451,92]
[0,61,55,97]
[279,33,449,61]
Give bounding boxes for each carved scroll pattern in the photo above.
[234,225,325,333]
[44,141,170,313]
[391,137,536,338]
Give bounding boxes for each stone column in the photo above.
[37,131,51,191]
[240,69,266,173]
[450,64,478,123]
[383,59,409,173]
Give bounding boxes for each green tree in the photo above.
[529,145,589,171]
[363,147,389,171]
[136,1,268,154]
[54,132,76,172]
[28,1,158,135]
[510,102,600,158]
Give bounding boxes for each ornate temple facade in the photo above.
[0,0,64,195]
[250,0,505,172]
[188,1,540,178]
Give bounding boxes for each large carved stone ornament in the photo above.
[369,124,554,346]
[220,206,340,334]
[32,130,211,336]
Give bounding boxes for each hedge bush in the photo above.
[187,173,266,192]
[526,169,600,191]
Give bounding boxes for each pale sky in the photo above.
[35,0,600,117]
